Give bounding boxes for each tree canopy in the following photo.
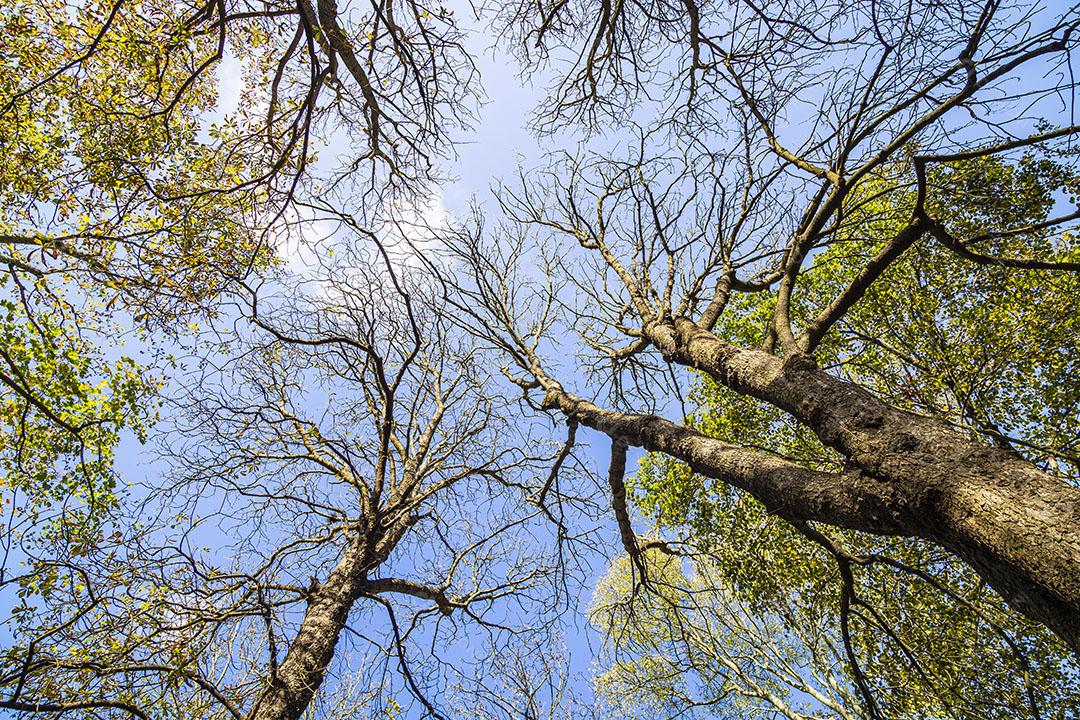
[588,155,1080,719]
[1,0,1079,719]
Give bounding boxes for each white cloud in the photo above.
[211,53,243,124]
[280,216,339,282]
[382,193,453,267]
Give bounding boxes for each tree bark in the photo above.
[244,540,370,720]
[569,317,1080,652]
[541,386,910,536]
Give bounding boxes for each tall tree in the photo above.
[443,0,1080,658]
[0,0,479,695]
[0,238,575,720]
[586,156,1080,719]
[0,0,477,524]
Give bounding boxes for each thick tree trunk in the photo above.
[591,317,1080,652]
[244,540,369,720]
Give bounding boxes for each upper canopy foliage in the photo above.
[612,154,1080,718]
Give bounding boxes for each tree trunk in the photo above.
[616,318,1080,652]
[244,540,369,720]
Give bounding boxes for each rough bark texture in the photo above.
[243,540,370,720]
[572,317,1080,652]
[542,386,908,535]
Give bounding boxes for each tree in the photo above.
[441,0,1080,657]
[592,550,885,720]
[0,2,480,711]
[0,1,518,717]
[591,485,1080,719]
[0,238,577,719]
[0,0,477,528]
[584,155,1080,718]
